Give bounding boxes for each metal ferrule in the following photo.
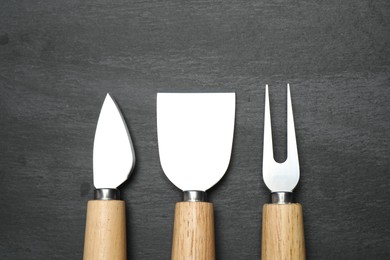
[183,190,207,202]
[271,192,293,204]
[94,188,120,200]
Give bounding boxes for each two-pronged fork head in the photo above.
[263,84,300,202]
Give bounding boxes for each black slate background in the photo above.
[1,0,389,259]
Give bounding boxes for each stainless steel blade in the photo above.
[93,94,135,189]
[157,93,235,191]
[263,84,299,193]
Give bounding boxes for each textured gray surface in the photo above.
[0,0,389,259]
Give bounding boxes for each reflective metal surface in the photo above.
[262,84,300,193]
[271,192,293,204]
[157,93,236,192]
[94,188,120,200]
[183,190,207,202]
[93,93,135,189]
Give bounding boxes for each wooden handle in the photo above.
[83,200,126,260]
[172,202,215,260]
[262,203,306,260]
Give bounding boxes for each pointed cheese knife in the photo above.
[83,94,135,260]
[157,93,235,260]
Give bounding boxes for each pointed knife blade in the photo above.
[93,93,135,189]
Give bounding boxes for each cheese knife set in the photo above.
[83,85,306,260]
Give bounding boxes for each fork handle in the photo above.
[83,200,127,260]
[262,203,306,260]
[172,202,215,260]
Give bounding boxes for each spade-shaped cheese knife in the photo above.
[83,94,135,260]
[157,93,235,260]
[261,84,305,260]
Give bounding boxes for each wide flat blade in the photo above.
[157,93,235,191]
[93,94,135,189]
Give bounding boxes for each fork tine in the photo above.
[263,84,274,166]
[287,84,299,165]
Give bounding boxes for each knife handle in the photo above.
[261,203,305,260]
[172,202,215,260]
[83,200,126,260]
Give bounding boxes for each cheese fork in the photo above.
[261,84,306,260]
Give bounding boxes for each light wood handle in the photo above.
[83,200,126,260]
[262,203,306,260]
[172,202,215,260]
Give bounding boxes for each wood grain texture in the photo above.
[0,0,389,259]
[262,203,305,260]
[172,202,215,260]
[83,200,126,260]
